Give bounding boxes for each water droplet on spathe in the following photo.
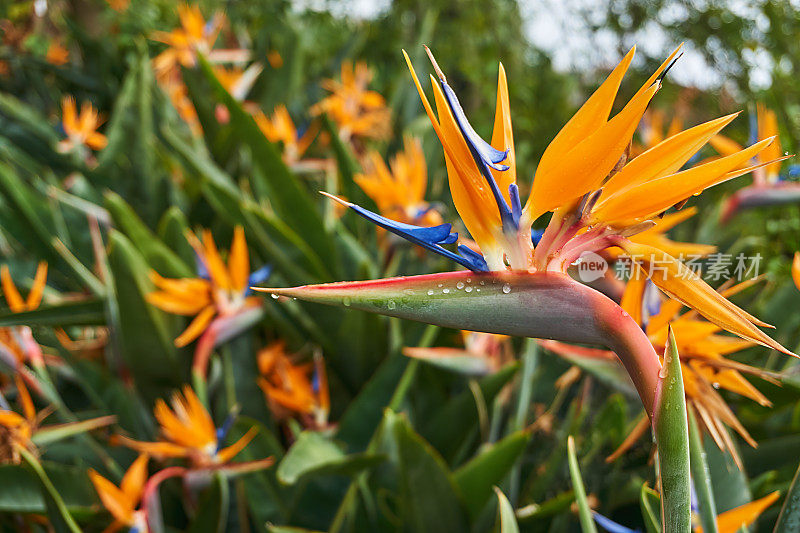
[270,293,280,300]
[343,297,351,307]
[456,282,465,289]
[387,300,397,310]
[464,286,473,293]
[442,288,450,294]
[427,289,435,296]
[502,283,511,294]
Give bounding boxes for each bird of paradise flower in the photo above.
[257,341,330,430]
[146,227,271,380]
[257,44,794,424]
[311,61,392,144]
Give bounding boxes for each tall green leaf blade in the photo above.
[494,487,520,533]
[688,408,718,533]
[567,435,597,533]
[654,327,691,533]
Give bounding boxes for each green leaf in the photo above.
[0,462,96,515]
[388,411,469,532]
[0,299,104,327]
[104,191,192,277]
[567,435,597,533]
[653,327,691,533]
[422,362,519,461]
[494,487,520,533]
[453,429,530,519]
[688,408,718,533]
[640,484,662,533]
[106,230,181,399]
[196,56,336,266]
[773,461,800,533]
[277,431,385,485]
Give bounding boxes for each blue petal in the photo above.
[437,77,517,230]
[195,253,210,281]
[247,265,274,292]
[748,112,758,146]
[531,229,544,246]
[344,201,489,272]
[509,183,522,226]
[592,512,640,533]
[439,81,509,170]
[215,411,238,452]
[457,244,490,272]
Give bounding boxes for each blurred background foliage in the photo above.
[0,0,798,532]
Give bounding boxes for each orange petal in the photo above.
[490,63,516,202]
[702,491,781,533]
[201,230,232,290]
[529,76,659,219]
[146,290,210,316]
[525,46,636,218]
[601,113,740,201]
[228,226,249,293]
[14,374,35,423]
[756,104,782,181]
[620,264,647,326]
[113,434,189,459]
[709,133,744,157]
[594,137,776,222]
[621,242,793,356]
[120,454,149,502]
[25,262,48,310]
[793,252,800,291]
[216,426,258,463]
[88,469,135,525]
[86,131,108,150]
[1,265,25,313]
[174,305,216,347]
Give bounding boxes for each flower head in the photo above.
[311,61,391,142]
[321,46,790,357]
[1,263,48,367]
[620,273,775,460]
[88,454,149,533]
[257,341,330,428]
[58,96,107,153]
[355,136,443,228]
[1,376,113,464]
[146,227,270,376]
[152,4,224,77]
[254,105,319,164]
[696,491,780,533]
[115,386,266,469]
[793,252,800,291]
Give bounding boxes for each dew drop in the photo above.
[712,382,720,389]
[466,278,472,283]
[464,286,473,293]
[502,283,511,294]
[476,288,481,292]
[427,289,435,296]
[437,283,443,288]
[343,297,351,307]
[456,281,465,289]
[442,288,450,294]
[387,300,397,310]
[480,280,485,286]
[270,293,280,300]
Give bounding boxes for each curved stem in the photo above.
[258,270,662,420]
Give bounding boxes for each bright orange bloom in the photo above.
[355,136,443,228]
[58,96,107,153]
[610,207,716,260]
[311,61,391,142]
[106,0,130,11]
[1,376,113,464]
[254,105,319,164]
[115,386,261,468]
[152,4,224,78]
[696,491,781,533]
[45,42,69,66]
[619,273,775,461]
[89,454,149,533]
[257,341,329,428]
[147,227,261,347]
[0,263,48,367]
